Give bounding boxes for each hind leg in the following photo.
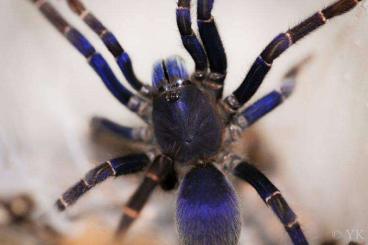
[233,160,308,245]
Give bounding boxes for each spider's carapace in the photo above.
[152,57,224,163]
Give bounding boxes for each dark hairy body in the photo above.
[153,83,223,163]
[29,0,363,244]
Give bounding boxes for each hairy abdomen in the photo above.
[176,164,241,245]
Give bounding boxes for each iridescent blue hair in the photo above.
[152,55,189,89]
[176,164,241,245]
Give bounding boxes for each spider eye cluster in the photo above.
[158,79,191,102]
[152,56,191,101]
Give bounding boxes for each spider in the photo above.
[30,0,363,244]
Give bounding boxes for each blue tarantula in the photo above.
[30,0,362,244]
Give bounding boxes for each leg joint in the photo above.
[56,197,69,211]
[265,191,282,204]
[122,206,140,219]
[106,161,117,176]
[145,172,160,183]
[285,218,299,230]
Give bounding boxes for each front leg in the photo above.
[66,0,151,96]
[197,0,227,98]
[224,0,362,111]
[30,0,151,122]
[176,0,208,75]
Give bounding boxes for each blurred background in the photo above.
[0,0,368,244]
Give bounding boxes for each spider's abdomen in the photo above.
[152,84,223,163]
[176,164,241,245]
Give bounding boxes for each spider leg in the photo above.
[158,160,178,191]
[223,0,362,111]
[116,155,173,238]
[30,0,151,122]
[176,0,208,78]
[91,117,153,144]
[225,57,309,142]
[55,154,150,211]
[197,0,227,98]
[232,160,308,245]
[66,0,152,97]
